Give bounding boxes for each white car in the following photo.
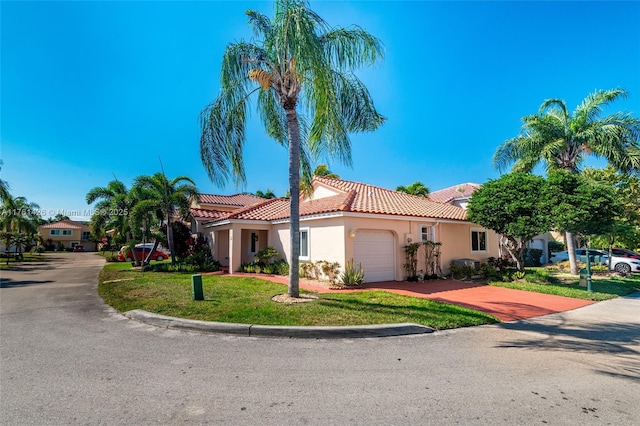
[551,250,640,274]
[550,249,609,264]
[609,255,640,274]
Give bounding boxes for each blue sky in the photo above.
[2,1,639,221]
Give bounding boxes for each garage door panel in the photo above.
[354,231,395,282]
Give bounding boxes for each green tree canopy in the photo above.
[493,88,640,274]
[467,173,551,271]
[583,166,640,249]
[199,0,385,297]
[544,170,622,242]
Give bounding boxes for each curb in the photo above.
[124,310,435,339]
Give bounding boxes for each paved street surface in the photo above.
[1,253,639,425]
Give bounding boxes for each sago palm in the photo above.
[493,88,640,274]
[199,0,385,297]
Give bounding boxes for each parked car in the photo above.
[610,248,640,260]
[118,246,167,262]
[608,255,640,274]
[72,245,85,252]
[550,249,609,264]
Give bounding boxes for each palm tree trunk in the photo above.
[167,213,176,264]
[566,231,579,275]
[285,107,301,298]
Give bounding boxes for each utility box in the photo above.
[579,269,587,287]
[192,274,204,301]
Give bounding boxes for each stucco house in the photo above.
[38,219,96,251]
[200,177,500,282]
[430,183,553,264]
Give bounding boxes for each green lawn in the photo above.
[488,267,640,301]
[99,262,498,330]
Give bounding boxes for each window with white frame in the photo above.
[62,230,72,236]
[50,229,60,236]
[471,229,487,252]
[299,227,309,260]
[420,225,434,242]
[82,231,90,240]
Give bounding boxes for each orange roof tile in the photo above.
[189,208,230,220]
[39,219,85,229]
[198,193,265,207]
[207,178,468,224]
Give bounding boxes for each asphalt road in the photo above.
[1,253,639,425]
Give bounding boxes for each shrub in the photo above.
[319,261,341,285]
[449,262,475,280]
[523,248,543,266]
[256,246,280,265]
[548,240,565,253]
[340,260,365,286]
[105,254,120,262]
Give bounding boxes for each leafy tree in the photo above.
[131,173,199,264]
[493,88,640,274]
[396,181,430,197]
[544,170,622,259]
[467,173,551,271]
[583,166,640,249]
[199,0,385,297]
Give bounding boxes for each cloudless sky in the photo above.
[2,1,639,221]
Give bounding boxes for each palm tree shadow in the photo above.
[1,278,55,288]
[496,316,640,381]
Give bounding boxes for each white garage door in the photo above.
[354,230,395,282]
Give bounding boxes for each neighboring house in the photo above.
[201,177,501,282]
[38,219,96,251]
[431,183,552,264]
[429,183,481,209]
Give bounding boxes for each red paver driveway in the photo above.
[240,274,595,321]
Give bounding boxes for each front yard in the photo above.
[98,262,498,330]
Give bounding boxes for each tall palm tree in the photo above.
[86,180,134,247]
[199,0,385,297]
[131,173,199,264]
[396,181,430,197]
[493,88,640,274]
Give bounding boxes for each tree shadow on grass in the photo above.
[317,294,499,327]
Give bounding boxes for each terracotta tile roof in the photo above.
[189,208,230,220]
[39,219,85,229]
[313,177,467,220]
[207,178,468,223]
[429,183,481,203]
[198,193,265,208]
[226,199,291,221]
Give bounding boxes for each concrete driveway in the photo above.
[1,253,639,425]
